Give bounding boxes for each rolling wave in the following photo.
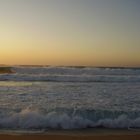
[12,66,140,76]
[0,74,140,82]
[0,108,140,129]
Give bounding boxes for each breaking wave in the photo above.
[0,108,140,130]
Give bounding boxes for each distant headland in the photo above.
[0,67,14,74]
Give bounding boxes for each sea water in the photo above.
[0,66,140,131]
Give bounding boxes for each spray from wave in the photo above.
[1,108,140,130]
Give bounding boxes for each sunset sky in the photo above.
[0,0,140,67]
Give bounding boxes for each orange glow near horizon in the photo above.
[0,0,140,67]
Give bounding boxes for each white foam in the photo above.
[0,108,140,129]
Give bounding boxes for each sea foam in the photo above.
[0,108,140,129]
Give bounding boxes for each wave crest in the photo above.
[1,108,140,129]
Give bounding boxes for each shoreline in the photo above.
[1,134,140,140]
[0,129,140,140]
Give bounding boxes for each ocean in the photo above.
[0,66,140,132]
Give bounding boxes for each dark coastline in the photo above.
[0,67,14,74]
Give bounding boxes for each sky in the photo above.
[0,0,140,67]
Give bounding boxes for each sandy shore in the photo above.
[1,134,140,140]
[1,129,140,140]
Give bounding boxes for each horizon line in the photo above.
[0,64,140,69]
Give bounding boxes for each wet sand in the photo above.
[1,134,140,140]
[1,129,140,140]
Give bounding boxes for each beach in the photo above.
[1,132,140,140]
[1,129,140,140]
[1,0,140,139]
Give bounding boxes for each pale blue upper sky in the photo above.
[0,0,140,66]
